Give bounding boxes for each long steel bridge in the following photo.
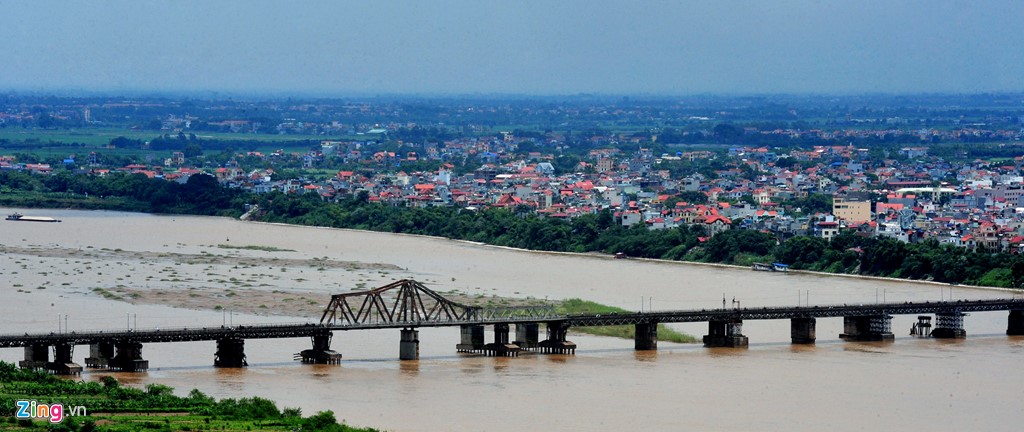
[2,279,1023,373]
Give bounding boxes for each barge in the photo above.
[6,213,61,223]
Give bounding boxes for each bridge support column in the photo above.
[790,318,816,344]
[214,338,248,367]
[911,316,932,337]
[85,342,114,368]
[515,323,539,350]
[47,342,82,375]
[703,320,748,348]
[484,323,520,357]
[299,333,341,364]
[20,344,49,370]
[839,315,894,342]
[539,321,576,354]
[1008,310,1024,336]
[931,312,966,339]
[634,322,658,350]
[109,340,149,372]
[457,325,485,353]
[399,328,420,360]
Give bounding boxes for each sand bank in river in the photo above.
[1,240,545,320]
[1,208,1011,334]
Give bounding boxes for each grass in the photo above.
[557,298,699,343]
[91,287,123,301]
[0,361,379,431]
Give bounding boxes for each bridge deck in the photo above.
[1,299,1021,347]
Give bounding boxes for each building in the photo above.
[833,192,871,223]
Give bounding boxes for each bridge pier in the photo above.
[299,333,342,364]
[457,325,486,353]
[19,344,49,370]
[539,321,576,354]
[703,319,748,348]
[790,318,816,344]
[47,342,82,375]
[634,322,658,350]
[214,338,248,367]
[931,312,966,339]
[399,328,420,360]
[515,323,540,350]
[85,342,114,368]
[1007,310,1024,336]
[109,340,149,372]
[911,316,932,337]
[839,315,894,342]
[484,323,520,357]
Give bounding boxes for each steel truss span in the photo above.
[318,279,557,327]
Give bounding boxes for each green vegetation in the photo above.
[90,288,122,301]
[0,170,243,216]
[558,299,698,343]
[0,361,377,431]
[0,127,332,148]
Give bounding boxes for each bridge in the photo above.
[3,279,1024,374]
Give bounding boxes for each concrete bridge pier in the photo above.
[790,318,816,344]
[634,322,658,350]
[109,340,149,372]
[484,323,520,357]
[85,342,114,368]
[931,312,966,339]
[399,328,420,360]
[299,333,342,364]
[515,323,539,350]
[703,319,748,348]
[47,342,82,375]
[839,315,894,342]
[19,344,49,370]
[1007,310,1024,335]
[214,338,248,367]
[457,324,485,353]
[539,321,576,354]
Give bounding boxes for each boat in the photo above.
[752,262,789,272]
[6,213,61,223]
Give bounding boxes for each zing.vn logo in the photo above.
[15,400,87,423]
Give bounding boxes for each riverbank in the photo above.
[0,362,377,431]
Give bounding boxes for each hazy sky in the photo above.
[2,1,1022,96]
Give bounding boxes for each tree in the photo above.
[109,136,141,149]
[713,123,742,142]
[184,143,203,158]
[774,236,827,269]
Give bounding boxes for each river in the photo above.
[1,208,1021,431]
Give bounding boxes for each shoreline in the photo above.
[6,204,1018,297]
[258,219,1021,295]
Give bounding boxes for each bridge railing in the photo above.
[0,322,325,339]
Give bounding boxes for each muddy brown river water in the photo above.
[1,208,1021,431]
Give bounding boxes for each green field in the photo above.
[558,298,698,343]
[0,127,368,149]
